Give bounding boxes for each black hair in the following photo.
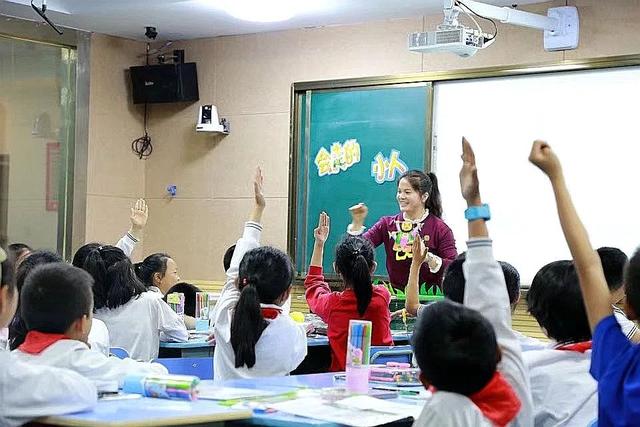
[21,263,94,334]
[135,253,171,289]
[9,250,62,350]
[398,170,443,218]
[412,300,497,395]
[597,247,628,292]
[442,253,521,307]
[163,282,202,317]
[335,236,374,316]
[8,243,31,262]
[624,248,640,317]
[527,260,591,343]
[72,243,101,269]
[0,246,14,292]
[79,245,146,310]
[223,245,236,272]
[231,246,294,369]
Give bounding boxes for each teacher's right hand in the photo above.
[348,202,368,228]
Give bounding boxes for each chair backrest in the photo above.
[109,347,130,359]
[154,357,214,380]
[369,345,413,365]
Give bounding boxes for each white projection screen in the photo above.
[433,66,640,286]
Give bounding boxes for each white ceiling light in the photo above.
[223,0,297,22]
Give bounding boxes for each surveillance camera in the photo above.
[145,26,158,40]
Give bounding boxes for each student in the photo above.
[528,140,640,425]
[211,167,306,382]
[79,245,188,361]
[305,212,393,372]
[71,198,149,267]
[0,247,97,426]
[13,263,167,385]
[135,253,180,295]
[8,250,111,355]
[413,138,532,426]
[406,253,545,351]
[597,246,640,343]
[7,243,31,267]
[525,260,596,426]
[163,282,202,317]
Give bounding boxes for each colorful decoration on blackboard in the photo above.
[371,149,408,184]
[314,138,361,177]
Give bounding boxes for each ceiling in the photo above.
[0,0,549,41]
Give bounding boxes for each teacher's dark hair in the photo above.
[335,236,374,316]
[398,170,443,218]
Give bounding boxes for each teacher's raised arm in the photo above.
[347,170,458,291]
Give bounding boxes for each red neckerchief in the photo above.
[19,331,70,355]
[430,372,521,427]
[555,341,592,353]
[260,306,282,320]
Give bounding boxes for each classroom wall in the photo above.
[85,0,640,280]
[85,33,146,259]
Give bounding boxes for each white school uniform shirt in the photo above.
[0,347,97,427]
[13,339,168,387]
[414,239,534,427]
[94,291,188,361]
[523,347,596,427]
[212,221,307,383]
[613,305,639,340]
[88,318,110,356]
[115,232,138,258]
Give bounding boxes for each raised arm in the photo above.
[116,199,149,257]
[304,212,335,320]
[406,237,428,316]
[528,141,611,331]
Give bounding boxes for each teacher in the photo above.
[347,170,457,291]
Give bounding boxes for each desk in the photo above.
[39,396,251,427]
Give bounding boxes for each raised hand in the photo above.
[459,137,481,205]
[314,212,330,245]
[411,236,429,266]
[348,202,368,228]
[130,199,149,231]
[528,140,562,180]
[254,166,266,209]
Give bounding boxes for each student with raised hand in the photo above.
[13,263,168,385]
[0,247,97,426]
[412,138,532,427]
[80,245,188,361]
[528,140,640,425]
[305,212,393,372]
[211,167,307,382]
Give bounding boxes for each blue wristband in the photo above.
[464,204,491,221]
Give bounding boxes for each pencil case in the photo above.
[122,374,200,401]
[369,362,420,384]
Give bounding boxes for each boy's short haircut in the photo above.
[527,260,591,343]
[163,282,202,317]
[223,244,236,272]
[412,299,498,395]
[21,263,94,334]
[597,247,628,292]
[624,248,640,316]
[443,253,521,306]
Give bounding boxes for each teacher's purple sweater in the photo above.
[363,213,457,290]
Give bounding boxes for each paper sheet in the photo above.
[198,386,277,401]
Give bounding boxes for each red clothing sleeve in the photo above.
[304,266,335,321]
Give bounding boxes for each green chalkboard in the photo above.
[291,84,431,276]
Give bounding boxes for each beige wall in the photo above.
[86,0,640,280]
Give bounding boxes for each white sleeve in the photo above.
[614,308,639,340]
[88,319,110,356]
[69,349,168,387]
[156,299,189,342]
[211,222,262,343]
[288,323,308,372]
[0,352,97,426]
[463,238,533,427]
[115,233,138,258]
[346,223,365,236]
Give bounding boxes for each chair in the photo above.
[154,357,214,380]
[369,345,413,365]
[109,347,130,359]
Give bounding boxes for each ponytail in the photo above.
[426,172,443,218]
[135,253,171,289]
[335,236,375,316]
[231,284,268,368]
[352,254,373,316]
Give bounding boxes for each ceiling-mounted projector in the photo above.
[409,0,579,57]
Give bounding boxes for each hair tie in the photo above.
[353,249,360,256]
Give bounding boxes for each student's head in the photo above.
[442,253,521,311]
[397,170,442,218]
[135,253,180,295]
[163,282,201,317]
[527,260,591,343]
[223,245,236,272]
[21,263,94,342]
[79,245,146,310]
[413,300,498,395]
[8,243,31,267]
[623,248,640,320]
[334,236,377,317]
[230,246,294,369]
[0,246,16,329]
[597,247,628,303]
[72,243,101,269]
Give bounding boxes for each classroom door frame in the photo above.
[287,53,640,276]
